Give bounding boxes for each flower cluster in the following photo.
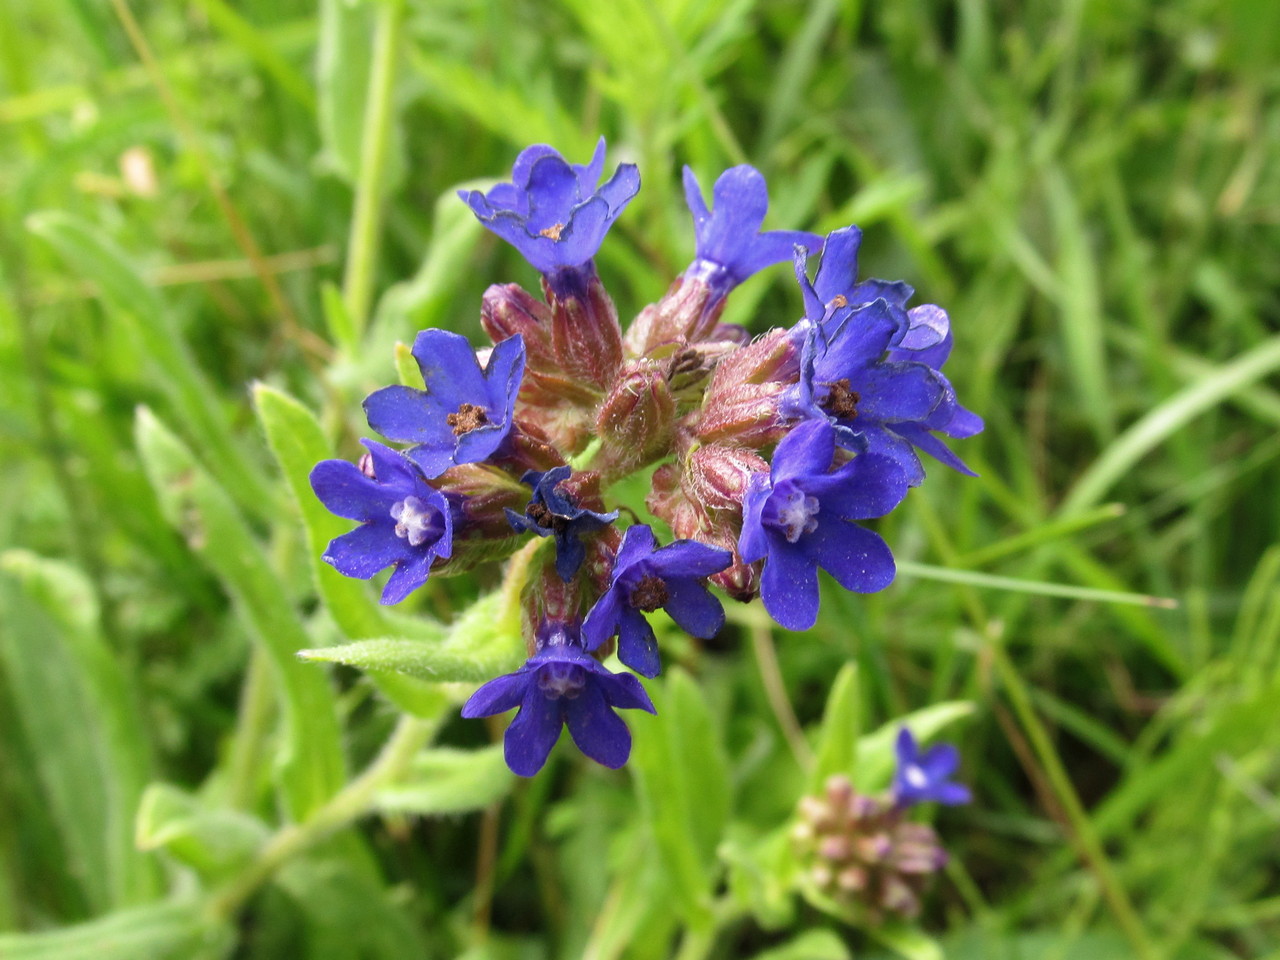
[791,730,970,923]
[311,141,981,776]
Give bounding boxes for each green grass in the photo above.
[1,1,1278,958]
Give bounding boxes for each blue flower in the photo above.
[892,727,971,807]
[505,466,618,581]
[309,440,454,604]
[363,330,525,479]
[683,165,822,303]
[461,620,655,776]
[793,226,914,330]
[459,139,639,284]
[739,419,907,631]
[581,525,732,677]
[783,298,973,487]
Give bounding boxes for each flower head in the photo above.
[363,330,525,479]
[783,299,973,486]
[505,466,618,581]
[683,165,822,303]
[892,728,971,807]
[581,525,731,677]
[460,139,639,281]
[310,440,454,604]
[739,419,907,631]
[461,620,655,776]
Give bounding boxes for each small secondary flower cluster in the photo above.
[792,730,971,923]
[311,140,981,776]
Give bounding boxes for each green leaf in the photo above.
[135,407,344,820]
[375,746,513,815]
[0,554,158,911]
[750,928,850,960]
[274,856,427,960]
[809,662,861,793]
[299,629,519,685]
[628,667,732,929]
[869,923,944,960]
[0,900,234,960]
[26,211,278,522]
[135,784,270,879]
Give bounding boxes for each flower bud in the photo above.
[481,283,555,366]
[624,274,726,356]
[695,329,800,445]
[594,358,677,477]
[791,778,950,926]
[686,444,767,512]
[542,267,623,392]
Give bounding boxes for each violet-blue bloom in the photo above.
[892,727,972,807]
[739,419,907,631]
[310,440,454,605]
[363,330,525,479]
[459,139,639,288]
[581,524,732,677]
[505,467,618,581]
[461,621,655,777]
[782,298,973,487]
[683,165,823,303]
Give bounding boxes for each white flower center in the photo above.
[775,487,820,543]
[904,764,929,789]
[390,496,440,547]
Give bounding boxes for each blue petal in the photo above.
[738,475,773,564]
[858,427,926,487]
[615,607,660,678]
[581,587,624,652]
[380,550,437,604]
[805,453,908,520]
[799,519,896,594]
[760,537,819,631]
[942,405,984,439]
[461,669,531,718]
[564,683,632,769]
[553,533,586,581]
[323,523,404,579]
[662,578,725,639]
[696,166,769,267]
[504,688,564,777]
[412,329,488,413]
[815,300,904,374]
[646,539,732,579]
[890,423,979,477]
[613,524,659,576]
[310,459,394,522]
[485,334,527,423]
[525,154,583,233]
[587,661,656,713]
[576,137,607,193]
[597,162,641,215]
[771,418,836,484]
[363,385,455,449]
[682,166,712,231]
[854,362,946,424]
[811,226,863,305]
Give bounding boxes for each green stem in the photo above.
[224,648,275,811]
[990,644,1158,960]
[341,0,404,342]
[208,713,435,920]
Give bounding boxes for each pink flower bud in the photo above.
[686,444,767,512]
[624,275,726,356]
[481,283,555,366]
[594,358,677,477]
[542,271,623,391]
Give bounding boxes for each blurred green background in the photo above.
[2,1,1279,958]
